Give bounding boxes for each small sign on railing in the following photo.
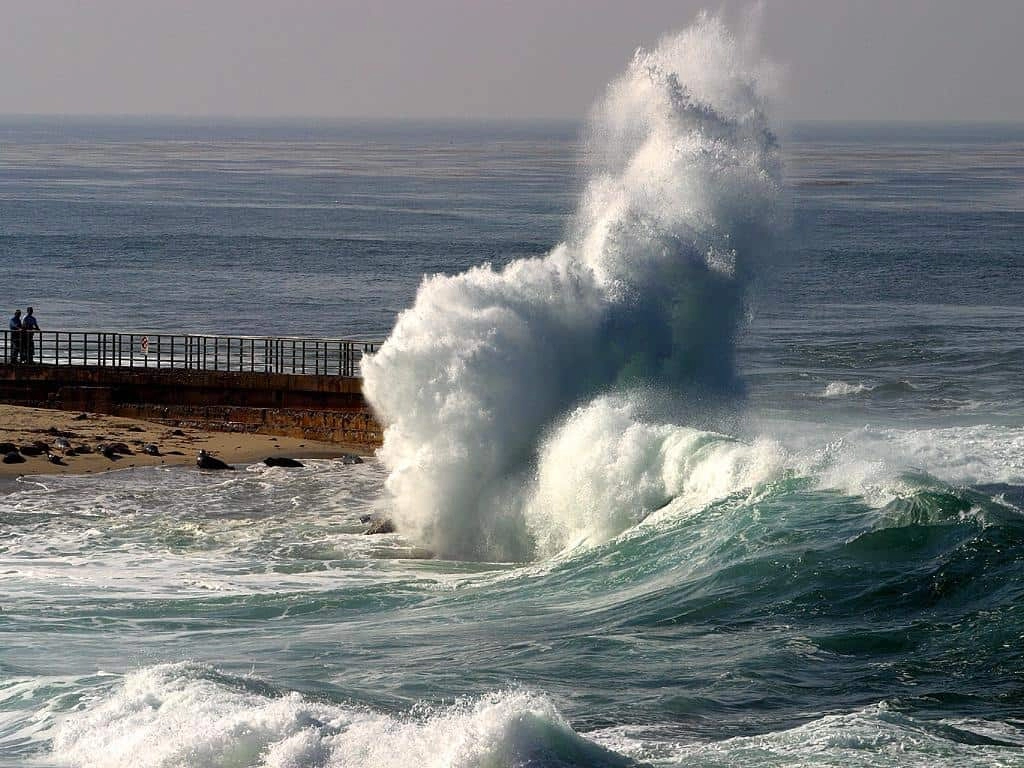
[141,336,150,355]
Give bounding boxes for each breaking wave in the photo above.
[363,15,780,560]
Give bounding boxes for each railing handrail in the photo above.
[0,329,385,377]
[5,329,385,344]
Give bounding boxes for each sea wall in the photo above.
[0,364,382,448]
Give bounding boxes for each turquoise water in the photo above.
[3,22,1024,768]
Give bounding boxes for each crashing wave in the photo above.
[363,14,780,560]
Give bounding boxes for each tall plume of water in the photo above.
[362,14,781,561]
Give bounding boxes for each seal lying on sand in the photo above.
[96,442,132,459]
[197,450,233,470]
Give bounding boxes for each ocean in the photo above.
[3,19,1024,768]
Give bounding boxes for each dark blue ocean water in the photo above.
[1,117,1024,767]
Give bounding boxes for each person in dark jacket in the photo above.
[8,310,22,364]
[20,306,39,363]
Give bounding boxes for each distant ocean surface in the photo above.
[3,51,1024,768]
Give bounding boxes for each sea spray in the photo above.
[52,664,630,768]
[362,14,781,560]
[524,395,786,558]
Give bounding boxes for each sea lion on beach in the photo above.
[0,442,16,454]
[263,456,304,468]
[2,451,25,464]
[47,453,64,465]
[197,450,232,470]
[53,437,72,451]
[18,443,45,456]
[143,444,160,456]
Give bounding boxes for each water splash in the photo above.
[362,14,781,561]
[51,664,631,768]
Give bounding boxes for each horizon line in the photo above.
[2,113,1024,126]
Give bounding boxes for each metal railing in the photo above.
[0,330,382,377]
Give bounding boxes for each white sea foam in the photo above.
[765,420,1024,506]
[51,663,629,768]
[821,381,871,398]
[525,395,785,557]
[591,703,1024,766]
[363,14,780,561]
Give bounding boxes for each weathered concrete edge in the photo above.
[0,364,384,449]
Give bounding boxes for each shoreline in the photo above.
[0,404,372,479]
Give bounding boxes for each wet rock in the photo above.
[53,437,72,451]
[143,444,161,456]
[47,453,65,465]
[18,444,45,456]
[72,413,88,421]
[340,453,364,465]
[364,518,395,535]
[3,451,25,464]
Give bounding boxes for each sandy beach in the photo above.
[0,404,370,479]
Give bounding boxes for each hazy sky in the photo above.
[3,0,1022,121]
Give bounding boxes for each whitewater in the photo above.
[363,16,780,562]
[3,13,1024,768]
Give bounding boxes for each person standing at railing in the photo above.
[21,306,39,363]
[8,309,22,364]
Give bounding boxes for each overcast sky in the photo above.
[2,0,1022,121]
